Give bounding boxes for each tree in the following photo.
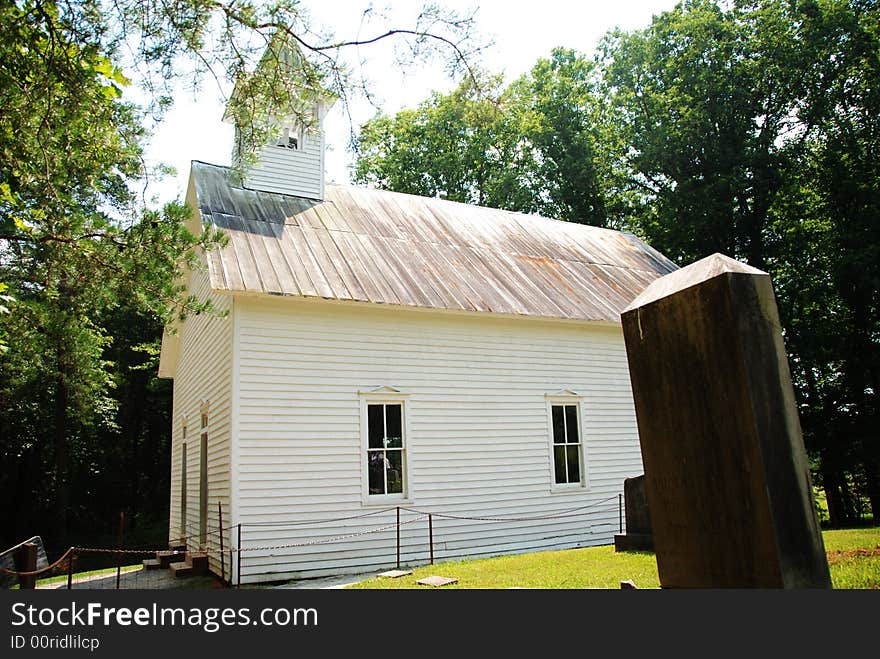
[0,0,216,543]
[797,0,880,521]
[354,48,616,227]
[599,0,879,523]
[598,0,820,268]
[353,72,515,206]
[504,48,615,226]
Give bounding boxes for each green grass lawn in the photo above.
[347,527,880,589]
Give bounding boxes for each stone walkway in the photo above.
[38,566,221,589]
[37,567,379,590]
[35,566,379,590]
[274,570,382,589]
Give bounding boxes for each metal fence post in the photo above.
[237,523,242,589]
[116,511,124,590]
[618,493,623,534]
[396,507,401,569]
[428,514,434,565]
[218,501,225,584]
[67,549,74,590]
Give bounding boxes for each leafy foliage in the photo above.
[354,48,617,227]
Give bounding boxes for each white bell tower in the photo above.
[225,39,335,200]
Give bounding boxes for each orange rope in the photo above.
[0,546,75,578]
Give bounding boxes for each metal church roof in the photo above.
[191,161,678,322]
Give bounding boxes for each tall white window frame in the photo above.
[359,387,412,504]
[546,392,588,491]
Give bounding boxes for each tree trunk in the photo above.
[53,367,69,542]
[820,457,847,527]
[839,471,857,524]
[864,456,880,524]
[125,372,148,530]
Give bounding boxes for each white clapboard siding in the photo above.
[233,296,643,583]
[166,262,234,576]
[242,132,325,199]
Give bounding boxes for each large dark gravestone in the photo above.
[614,475,654,552]
[621,253,831,588]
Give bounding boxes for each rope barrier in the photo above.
[417,505,617,523]
[236,496,619,529]
[400,496,619,522]
[239,507,398,528]
[0,547,76,578]
[4,495,624,583]
[75,515,430,555]
[235,515,429,552]
[73,547,168,556]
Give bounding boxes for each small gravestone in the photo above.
[614,475,654,552]
[416,575,458,587]
[378,569,412,579]
[621,253,831,588]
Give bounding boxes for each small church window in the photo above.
[276,125,303,151]
[367,403,405,496]
[550,403,583,486]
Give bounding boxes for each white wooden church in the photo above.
[158,68,677,585]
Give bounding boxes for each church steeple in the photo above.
[224,34,335,200]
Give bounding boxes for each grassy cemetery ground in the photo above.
[348,527,880,589]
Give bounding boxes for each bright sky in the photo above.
[143,0,679,205]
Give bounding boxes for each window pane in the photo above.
[385,404,403,448]
[553,446,567,484]
[566,445,581,483]
[368,451,385,494]
[386,450,404,494]
[552,406,565,444]
[565,405,579,443]
[368,405,384,449]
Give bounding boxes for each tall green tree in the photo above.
[0,0,215,543]
[504,48,615,226]
[354,48,616,226]
[354,72,515,206]
[599,0,817,268]
[798,0,880,521]
[599,0,879,523]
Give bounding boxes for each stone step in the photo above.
[186,552,208,568]
[156,550,186,568]
[188,553,209,574]
[142,558,162,570]
[169,552,209,579]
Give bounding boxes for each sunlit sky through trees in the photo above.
[142,0,679,206]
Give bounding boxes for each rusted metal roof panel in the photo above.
[192,161,678,322]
